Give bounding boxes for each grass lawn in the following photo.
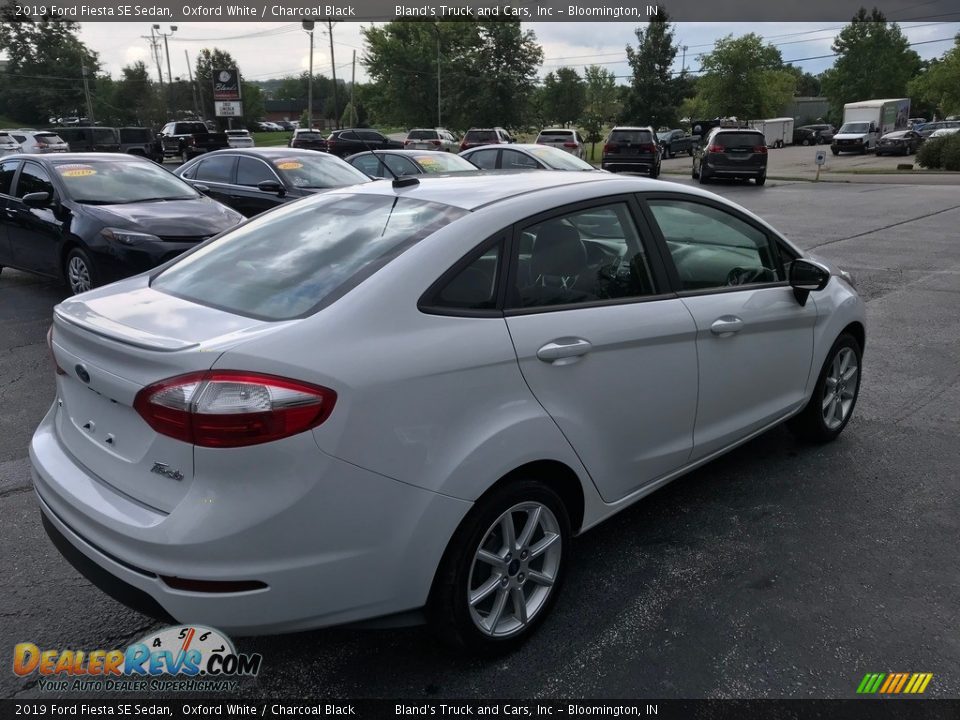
[252,131,294,147]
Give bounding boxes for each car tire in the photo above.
[688,148,694,157]
[180,149,190,165]
[801,138,811,146]
[428,480,570,654]
[64,247,97,296]
[831,148,839,156]
[649,164,660,179]
[691,163,698,179]
[755,174,766,186]
[788,333,862,443]
[698,166,710,184]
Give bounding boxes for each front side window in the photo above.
[0,160,19,196]
[153,194,467,320]
[349,154,385,177]
[511,203,657,309]
[383,155,418,176]
[647,199,782,290]
[501,150,541,170]
[15,163,54,198]
[236,157,278,187]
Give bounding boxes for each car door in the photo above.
[7,161,64,275]
[642,195,817,460]
[232,156,285,216]
[0,158,20,264]
[503,198,699,502]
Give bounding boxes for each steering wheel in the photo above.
[726,266,769,286]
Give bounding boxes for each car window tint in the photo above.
[15,163,54,199]
[609,129,654,144]
[712,132,765,149]
[350,154,385,177]
[468,149,498,169]
[408,130,438,140]
[512,203,657,309]
[647,200,782,291]
[236,157,277,186]
[195,155,236,184]
[434,243,502,310]
[0,160,18,196]
[359,131,383,141]
[465,130,497,143]
[384,155,418,176]
[501,150,541,170]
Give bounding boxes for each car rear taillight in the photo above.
[642,143,658,153]
[562,142,577,148]
[707,144,725,153]
[46,326,65,376]
[603,143,616,153]
[459,142,468,151]
[753,145,768,154]
[431,139,441,146]
[134,371,336,448]
[404,139,413,146]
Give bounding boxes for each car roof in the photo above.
[9,152,145,163]
[321,171,652,211]
[347,149,456,158]
[610,126,654,131]
[198,148,338,159]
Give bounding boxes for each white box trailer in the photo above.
[748,117,795,148]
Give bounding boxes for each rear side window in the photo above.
[195,156,236,184]
[120,128,152,143]
[468,149,498,169]
[609,130,654,144]
[432,243,503,311]
[153,194,468,320]
[92,129,118,144]
[236,157,277,186]
[35,134,64,145]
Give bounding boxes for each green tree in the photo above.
[784,65,822,96]
[542,67,586,127]
[908,35,960,119]
[581,65,620,155]
[0,15,100,124]
[622,10,683,128]
[362,19,542,131]
[240,82,265,129]
[820,8,921,117]
[692,34,796,120]
[111,61,163,126]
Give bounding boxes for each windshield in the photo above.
[656,131,672,141]
[411,153,477,173]
[271,155,369,189]
[36,134,65,145]
[53,160,199,204]
[538,130,574,139]
[152,194,467,320]
[839,123,871,134]
[609,130,653,144]
[528,146,594,170]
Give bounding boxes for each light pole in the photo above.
[302,20,315,128]
[154,25,177,118]
[435,23,441,128]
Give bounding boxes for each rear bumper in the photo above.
[30,403,472,634]
[601,158,657,171]
[703,160,766,177]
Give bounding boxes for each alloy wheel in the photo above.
[822,347,858,430]
[467,502,562,638]
[67,255,91,294]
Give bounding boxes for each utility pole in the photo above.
[327,21,339,129]
[350,50,356,125]
[155,25,177,119]
[185,50,200,118]
[143,26,164,103]
[681,45,688,74]
[302,20,315,128]
[81,65,95,123]
[435,23,441,127]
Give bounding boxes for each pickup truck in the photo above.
[159,121,230,163]
[324,128,403,158]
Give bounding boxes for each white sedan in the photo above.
[32,172,864,652]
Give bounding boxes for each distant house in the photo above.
[263,99,331,128]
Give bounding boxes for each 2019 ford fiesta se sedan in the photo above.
[31,172,865,653]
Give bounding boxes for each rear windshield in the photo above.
[408,130,439,140]
[226,130,249,136]
[152,194,467,320]
[36,133,64,145]
[91,129,118,143]
[119,128,152,143]
[465,130,497,143]
[609,130,654,143]
[538,130,574,139]
[175,123,208,134]
[711,132,764,148]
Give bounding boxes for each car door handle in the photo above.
[537,338,592,363]
[710,316,744,337]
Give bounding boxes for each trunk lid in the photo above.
[50,281,278,512]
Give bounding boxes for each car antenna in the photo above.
[350,129,418,188]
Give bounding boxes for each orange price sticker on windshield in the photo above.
[58,166,97,178]
[275,161,303,170]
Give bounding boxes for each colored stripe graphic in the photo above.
[858,672,932,694]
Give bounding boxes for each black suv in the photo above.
[693,128,768,185]
[324,129,403,158]
[601,127,661,177]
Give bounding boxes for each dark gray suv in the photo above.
[601,127,661,177]
[692,128,768,186]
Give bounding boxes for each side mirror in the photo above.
[23,192,51,208]
[258,180,286,196]
[790,258,830,306]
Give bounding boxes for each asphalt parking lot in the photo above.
[2,175,959,700]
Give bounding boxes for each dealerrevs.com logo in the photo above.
[13,625,262,692]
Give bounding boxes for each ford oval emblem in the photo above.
[75,364,90,384]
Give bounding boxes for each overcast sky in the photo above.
[73,20,960,86]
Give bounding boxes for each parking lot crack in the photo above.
[810,203,960,249]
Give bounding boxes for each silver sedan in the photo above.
[32,172,864,653]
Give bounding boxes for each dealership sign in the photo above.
[212,68,241,101]
[215,101,243,118]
